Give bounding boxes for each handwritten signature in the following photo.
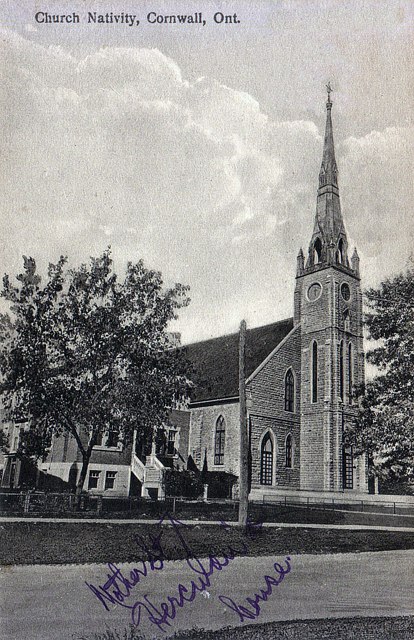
[85,513,292,632]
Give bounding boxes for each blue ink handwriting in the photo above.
[218,557,292,621]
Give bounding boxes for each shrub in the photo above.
[164,469,204,498]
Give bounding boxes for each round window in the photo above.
[307,282,322,301]
[341,283,351,301]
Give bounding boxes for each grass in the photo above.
[77,616,414,639]
[1,518,413,565]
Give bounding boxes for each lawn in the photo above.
[1,518,413,565]
[78,616,414,640]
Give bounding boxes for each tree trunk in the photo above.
[75,450,92,509]
[238,319,249,527]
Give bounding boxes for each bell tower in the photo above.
[294,84,367,492]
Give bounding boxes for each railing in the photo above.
[131,453,145,483]
[261,493,414,516]
[2,490,414,519]
[145,453,165,471]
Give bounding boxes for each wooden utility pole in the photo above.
[238,319,249,527]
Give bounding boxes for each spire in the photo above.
[319,82,338,189]
[296,247,304,276]
[304,84,353,272]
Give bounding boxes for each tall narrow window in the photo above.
[312,341,318,403]
[339,340,344,401]
[214,416,225,465]
[167,429,177,456]
[343,446,353,489]
[260,433,273,485]
[284,369,295,412]
[336,238,344,264]
[313,238,322,264]
[348,343,353,405]
[285,434,293,468]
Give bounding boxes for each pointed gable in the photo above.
[183,318,294,404]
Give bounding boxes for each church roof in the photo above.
[183,317,294,404]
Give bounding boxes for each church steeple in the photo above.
[303,83,353,273]
[319,82,338,189]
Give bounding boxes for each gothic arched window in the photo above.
[348,343,353,405]
[313,238,322,264]
[214,415,225,465]
[339,340,344,401]
[312,341,318,403]
[260,433,273,485]
[284,369,295,412]
[285,434,293,468]
[336,238,344,264]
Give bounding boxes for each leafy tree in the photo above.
[0,251,190,497]
[347,261,414,482]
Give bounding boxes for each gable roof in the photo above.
[182,317,294,404]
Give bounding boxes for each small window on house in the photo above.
[312,341,318,403]
[88,470,100,490]
[284,369,295,412]
[106,428,119,448]
[95,432,103,447]
[214,416,225,465]
[260,433,273,485]
[285,434,293,468]
[167,429,177,456]
[104,471,117,490]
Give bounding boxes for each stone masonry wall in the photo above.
[189,401,240,476]
[248,325,301,489]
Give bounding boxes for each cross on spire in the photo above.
[326,81,333,104]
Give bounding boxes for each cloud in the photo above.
[0,28,412,342]
[340,126,414,284]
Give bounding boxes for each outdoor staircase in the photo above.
[131,448,165,499]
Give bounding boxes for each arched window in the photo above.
[336,239,344,264]
[348,343,353,405]
[214,416,225,465]
[312,341,318,403]
[260,433,273,485]
[313,238,322,264]
[339,340,344,401]
[285,434,293,468]
[284,369,295,412]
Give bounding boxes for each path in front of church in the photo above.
[2,549,413,640]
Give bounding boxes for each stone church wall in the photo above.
[188,401,240,476]
[247,326,301,489]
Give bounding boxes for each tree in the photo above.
[0,251,190,497]
[347,261,414,482]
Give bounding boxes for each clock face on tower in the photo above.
[307,282,322,301]
[341,283,351,301]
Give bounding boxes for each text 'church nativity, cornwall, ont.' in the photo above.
[1,90,368,500]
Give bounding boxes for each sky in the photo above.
[0,0,413,344]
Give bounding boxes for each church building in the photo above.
[0,91,368,497]
[183,89,368,496]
